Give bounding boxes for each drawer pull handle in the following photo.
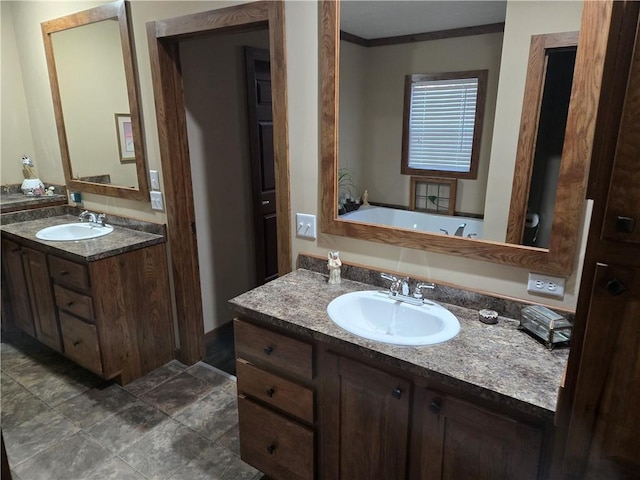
[266,388,275,397]
[267,444,276,455]
[392,388,402,399]
[615,216,635,233]
[429,400,442,414]
[263,346,274,356]
[60,270,69,276]
[73,340,81,347]
[606,278,628,296]
[67,302,74,307]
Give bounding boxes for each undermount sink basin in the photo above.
[327,290,460,346]
[35,222,114,241]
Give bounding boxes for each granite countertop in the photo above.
[0,193,67,213]
[0,214,165,262]
[230,269,569,418]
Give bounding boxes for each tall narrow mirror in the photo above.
[42,0,149,200]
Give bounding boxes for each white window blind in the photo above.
[407,77,479,173]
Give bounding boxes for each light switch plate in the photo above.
[527,272,565,299]
[296,213,317,239]
[150,191,164,211]
[150,170,161,190]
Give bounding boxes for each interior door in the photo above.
[245,46,278,285]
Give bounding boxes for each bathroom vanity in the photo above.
[1,212,174,384]
[230,269,568,480]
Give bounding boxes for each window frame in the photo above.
[401,70,488,180]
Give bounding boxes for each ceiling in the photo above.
[340,1,507,39]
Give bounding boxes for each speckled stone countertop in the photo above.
[0,193,67,213]
[230,269,569,418]
[0,214,165,262]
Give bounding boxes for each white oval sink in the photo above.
[327,290,460,346]
[36,222,114,241]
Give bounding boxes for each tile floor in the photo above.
[1,331,263,480]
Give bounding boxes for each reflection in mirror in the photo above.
[320,0,602,276]
[42,0,149,200]
[336,0,580,245]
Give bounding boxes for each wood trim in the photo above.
[400,70,487,180]
[41,0,149,201]
[146,1,290,364]
[320,0,612,276]
[506,31,579,244]
[340,23,505,48]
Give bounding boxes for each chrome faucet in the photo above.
[413,282,436,300]
[454,223,467,237]
[380,273,425,306]
[78,210,96,223]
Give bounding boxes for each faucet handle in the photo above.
[79,210,90,222]
[381,273,401,294]
[413,282,436,299]
[96,213,106,226]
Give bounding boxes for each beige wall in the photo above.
[1,2,36,185]
[484,0,584,241]
[340,32,503,215]
[4,0,590,315]
[180,29,269,333]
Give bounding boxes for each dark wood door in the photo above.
[21,247,61,352]
[320,352,411,479]
[1,239,35,337]
[245,46,278,285]
[415,389,543,480]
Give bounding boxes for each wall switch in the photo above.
[150,191,164,211]
[527,272,566,299]
[296,213,317,239]
[150,170,161,190]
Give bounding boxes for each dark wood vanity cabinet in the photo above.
[234,319,315,480]
[1,235,174,384]
[234,318,553,480]
[412,389,545,479]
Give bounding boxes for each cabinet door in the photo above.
[1,239,35,337]
[21,247,61,352]
[320,353,411,479]
[416,389,543,480]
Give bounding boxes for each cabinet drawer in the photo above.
[234,319,313,380]
[54,285,94,321]
[238,395,314,480]
[59,311,102,375]
[48,256,89,291]
[237,360,314,424]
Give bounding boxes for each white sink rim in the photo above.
[327,290,460,346]
[35,222,114,241]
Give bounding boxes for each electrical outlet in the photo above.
[150,191,164,211]
[150,170,161,190]
[527,272,566,299]
[296,213,317,239]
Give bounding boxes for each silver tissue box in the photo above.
[519,305,571,349]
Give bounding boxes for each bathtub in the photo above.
[340,205,483,238]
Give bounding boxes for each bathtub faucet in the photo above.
[454,223,467,236]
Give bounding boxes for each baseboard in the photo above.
[204,321,234,346]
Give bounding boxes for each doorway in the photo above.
[147,2,291,366]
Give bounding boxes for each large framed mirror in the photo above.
[320,0,608,276]
[42,0,149,201]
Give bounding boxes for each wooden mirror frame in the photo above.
[42,0,150,201]
[320,0,610,276]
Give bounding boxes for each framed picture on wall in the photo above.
[115,113,135,163]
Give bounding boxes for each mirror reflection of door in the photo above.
[245,47,278,285]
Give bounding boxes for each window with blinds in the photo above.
[401,70,487,179]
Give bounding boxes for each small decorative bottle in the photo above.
[327,251,342,285]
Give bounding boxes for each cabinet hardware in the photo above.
[615,216,635,233]
[429,400,442,414]
[60,270,69,276]
[264,346,274,355]
[267,444,276,454]
[392,388,402,399]
[606,278,628,296]
[266,388,275,397]
[67,302,74,307]
[73,340,81,347]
